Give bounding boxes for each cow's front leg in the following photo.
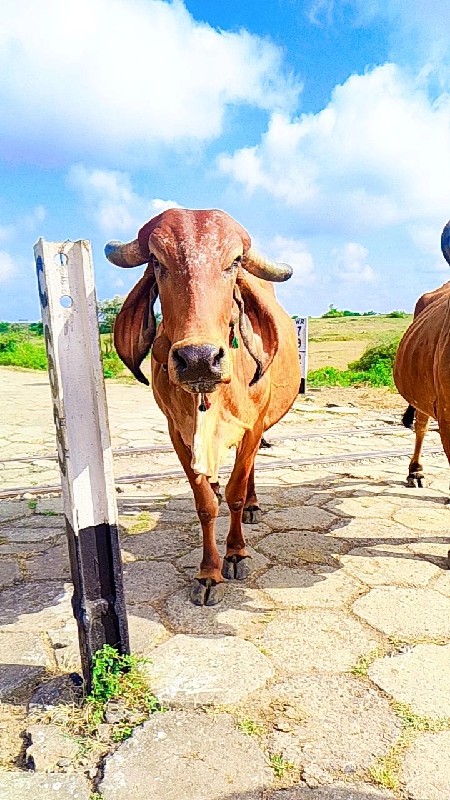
[168,422,224,606]
[222,425,263,580]
[243,463,262,523]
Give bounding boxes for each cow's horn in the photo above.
[441,220,450,267]
[243,247,293,282]
[104,239,148,268]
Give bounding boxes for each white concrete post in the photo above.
[294,316,308,394]
[34,238,129,690]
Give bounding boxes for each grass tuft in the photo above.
[269,752,296,779]
[237,718,265,737]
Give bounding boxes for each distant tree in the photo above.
[321,304,344,318]
[97,296,124,349]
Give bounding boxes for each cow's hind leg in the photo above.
[407,410,429,488]
[168,422,224,606]
[243,463,262,524]
[222,425,263,580]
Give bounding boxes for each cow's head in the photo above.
[105,209,292,390]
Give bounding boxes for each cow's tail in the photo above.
[441,220,450,266]
[402,404,416,429]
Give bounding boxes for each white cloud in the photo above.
[219,63,450,238]
[269,235,316,285]
[0,251,17,284]
[332,242,376,283]
[0,0,300,165]
[67,165,181,234]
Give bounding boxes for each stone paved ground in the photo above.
[1,368,450,800]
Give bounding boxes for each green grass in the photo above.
[237,718,265,737]
[308,336,400,389]
[269,752,296,778]
[0,329,124,379]
[86,644,163,738]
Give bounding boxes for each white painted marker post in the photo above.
[34,239,129,690]
[294,316,308,394]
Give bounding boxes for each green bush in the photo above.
[0,329,124,379]
[308,336,399,389]
[386,310,408,318]
[348,337,400,372]
[0,332,48,370]
[101,347,124,378]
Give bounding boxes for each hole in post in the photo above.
[54,252,68,267]
[60,295,73,309]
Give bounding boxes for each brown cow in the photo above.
[394,219,450,489]
[105,209,300,605]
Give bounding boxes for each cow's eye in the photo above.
[152,254,167,276]
[223,256,242,276]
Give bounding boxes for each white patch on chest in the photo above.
[191,397,221,483]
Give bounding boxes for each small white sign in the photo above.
[294,317,308,394]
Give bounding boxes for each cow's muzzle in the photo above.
[170,343,229,392]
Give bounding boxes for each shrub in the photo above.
[348,338,400,372]
[308,336,399,389]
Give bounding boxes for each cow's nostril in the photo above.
[173,349,188,371]
[213,347,225,368]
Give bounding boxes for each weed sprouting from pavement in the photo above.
[86,644,163,737]
[237,718,265,737]
[269,752,296,778]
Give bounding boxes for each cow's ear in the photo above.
[113,265,158,385]
[234,274,280,386]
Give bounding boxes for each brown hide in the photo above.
[394,292,450,420]
[107,208,299,601]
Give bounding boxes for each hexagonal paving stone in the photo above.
[100,710,273,800]
[26,542,71,581]
[400,731,450,800]
[368,644,450,718]
[258,531,348,566]
[121,528,194,560]
[393,504,450,531]
[0,500,32,522]
[353,587,450,639]
[329,518,417,543]
[0,558,22,588]
[264,674,401,784]
[128,606,171,654]
[162,585,273,637]
[0,630,52,699]
[123,560,186,605]
[1,772,90,800]
[146,634,274,706]
[340,544,441,587]
[0,581,71,629]
[263,507,337,532]
[268,784,396,798]
[259,610,379,674]
[257,565,364,608]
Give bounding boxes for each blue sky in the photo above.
[1,0,450,320]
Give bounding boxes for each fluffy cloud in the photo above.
[0,0,299,165]
[219,63,450,241]
[67,165,180,234]
[332,242,376,283]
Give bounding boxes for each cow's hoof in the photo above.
[243,504,262,524]
[190,578,225,606]
[406,472,425,488]
[222,554,251,580]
